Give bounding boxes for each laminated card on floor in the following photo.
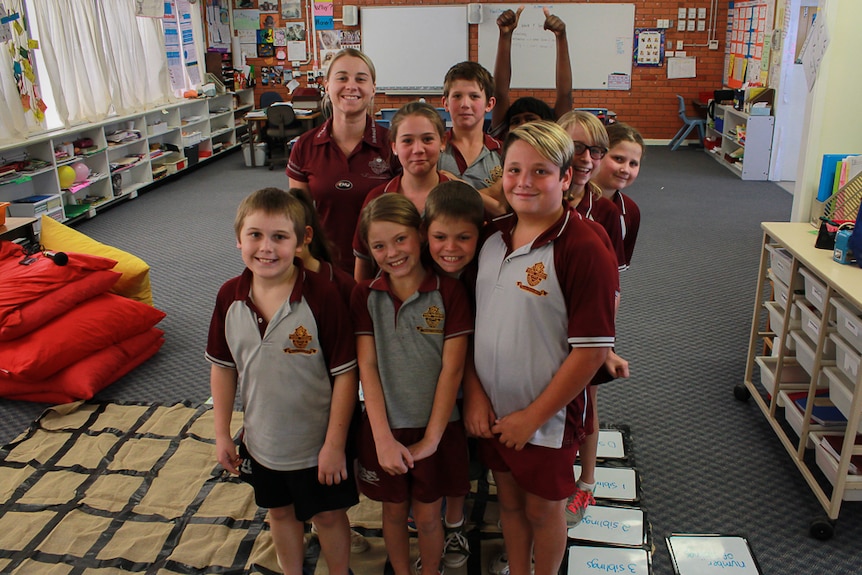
[596,429,626,459]
[574,464,638,502]
[567,545,651,575]
[567,504,646,547]
[666,534,761,575]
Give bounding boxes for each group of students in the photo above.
[206,7,645,575]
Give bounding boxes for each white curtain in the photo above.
[30,0,175,128]
[31,1,113,126]
[99,1,173,114]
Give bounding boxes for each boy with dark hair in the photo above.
[439,61,503,210]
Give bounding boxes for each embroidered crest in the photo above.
[486,165,503,184]
[284,326,318,354]
[517,263,549,296]
[417,305,444,334]
[369,156,389,175]
[357,462,380,485]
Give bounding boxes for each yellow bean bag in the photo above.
[40,215,153,306]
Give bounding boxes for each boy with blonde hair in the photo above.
[465,122,618,575]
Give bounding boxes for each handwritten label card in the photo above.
[574,465,638,501]
[568,545,650,575]
[667,535,760,574]
[597,429,626,459]
[568,505,645,547]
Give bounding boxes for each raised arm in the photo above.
[491,5,524,131]
[544,7,573,119]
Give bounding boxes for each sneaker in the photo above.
[564,486,596,527]
[489,552,508,575]
[488,553,534,575]
[442,527,470,568]
[350,529,370,554]
[414,556,444,575]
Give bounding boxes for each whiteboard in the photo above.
[360,6,468,93]
[567,545,650,575]
[666,535,761,574]
[477,4,635,90]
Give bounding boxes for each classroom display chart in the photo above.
[574,465,638,501]
[567,505,646,547]
[726,0,772,89]
[567,545,651,575]
[666,535,761,575]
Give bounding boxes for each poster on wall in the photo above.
[206,0,231,52]
[282,0,301,20]
[233,10,259,30]
[633,28,664,66]
[726,0,771,88]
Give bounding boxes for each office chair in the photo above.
[259,91,283,109]
[669,95,706,151]
[264,105,304,170]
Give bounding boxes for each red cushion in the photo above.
[0,328,165,403]
[0,293,165,382]
[0,241,120,332]
[0,270,121,341]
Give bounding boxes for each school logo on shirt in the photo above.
[417,305,444,334]
[485,165,503,186]
[284,326,318,354]
[335,180,353,190]
[517,263,549,296]
[369,156,389,176]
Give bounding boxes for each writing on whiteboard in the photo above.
[582,513,632,533]
[584,558,638,573]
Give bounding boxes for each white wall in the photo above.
[769,0,818,183]
[792,0,862,222]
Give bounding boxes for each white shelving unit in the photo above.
[0,88,254,230]
[705,104,774,181]
[739,222,862,540]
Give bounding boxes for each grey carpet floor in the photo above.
[3,145,862,574]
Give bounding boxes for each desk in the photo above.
[0,216,38,246]
[243,110,322,168]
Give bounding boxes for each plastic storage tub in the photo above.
[830,332,861,382]
[833,298,862,353]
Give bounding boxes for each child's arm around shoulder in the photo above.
[350,281,414,475]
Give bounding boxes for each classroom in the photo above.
[0,1,861,575]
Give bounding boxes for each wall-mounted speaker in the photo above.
[343,5,359,27]
[467,3,483,24]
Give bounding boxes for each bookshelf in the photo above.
[739,222,862,539]
[0,89,254,232]
[705,104,774,181]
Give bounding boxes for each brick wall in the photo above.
[257,1,729,140]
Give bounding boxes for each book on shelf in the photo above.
[793,394,847,426]
[819,434,862,475]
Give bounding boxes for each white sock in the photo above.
[444,516,464,529]
[577,480,596,492]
